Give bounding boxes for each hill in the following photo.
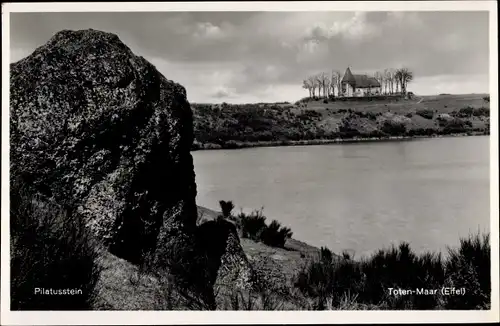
[192,94,490,150]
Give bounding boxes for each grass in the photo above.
[293,232,490,310]
[10,178,101,310]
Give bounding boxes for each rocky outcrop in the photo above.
[196,220,254,306]
[10,29,198,269]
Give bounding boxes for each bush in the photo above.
[10,181,101,310]
[219,200,235,219]
[381,120,407,136]
[239,209,267,240]
[456,106,474,118]
[443,233,490,309]
[230,205,293,248]
[323,99,328,104]
[483,96,490,102]
[408,128,436,136]
[473,107,490,117]
[416,109,434,119]
[366,112,378,121]
[294,232,490,310]
[260,220,293,248]
[441,118,471,134]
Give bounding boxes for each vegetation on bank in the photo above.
[206,201,491,310]
[217,200,293,248]
[295,233,490,310]
[191,98,490,150]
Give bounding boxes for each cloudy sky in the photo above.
[10,11,489,103]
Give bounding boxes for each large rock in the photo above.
[195,219,255,307]
[10,29,198,268]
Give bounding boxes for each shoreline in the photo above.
[192,131,489,151]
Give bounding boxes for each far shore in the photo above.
[192,131,489,151]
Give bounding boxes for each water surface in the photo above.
[193,136,490,257]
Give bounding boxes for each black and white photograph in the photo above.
[1,1,499,324]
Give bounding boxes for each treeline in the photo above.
[302,67,414,99]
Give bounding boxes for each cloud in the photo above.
[9,11,490,103]
[193,22,227,39]
[211,86,235,99]
[305,12,381,41]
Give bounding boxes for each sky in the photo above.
[10,11,490,104]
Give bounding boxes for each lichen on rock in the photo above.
[10,28,197,267]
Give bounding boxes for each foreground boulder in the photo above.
[10,29,198,271]
[195,219,254,307]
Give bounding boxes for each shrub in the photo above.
[10,181,101,310]
[320,246,334,263]
[260,220,293,248]
[367,130,386,139]
[441,118,470,134]
[219,200,235,219]
[483,96,490,102]
[323,99,328,104]
[473,107,490,117]
[239,209,267,240]
[405,112,413,118]
[294,232,490,310]
[456,106,474,118]
[443,232,490,309]
[381,120,407,136]
[366,112,378,121]
[416,109,434,119]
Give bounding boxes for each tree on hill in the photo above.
[316,72,329,99]
[331,70,342,97]
[396,68,414,95]
[302,79,313,98]
[394,70,401,94]
[374,71,385,94]
[307,76,318,97]
[383,68,391,94]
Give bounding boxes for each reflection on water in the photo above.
[193,136,490,257]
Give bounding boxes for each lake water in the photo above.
[193,136,490,257]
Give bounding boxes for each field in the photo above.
[302,93,489,114]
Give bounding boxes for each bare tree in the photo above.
[400,68,414,95]
[394,70,401,94]
[332,70,342,97]
[387,68,397,94]
[329,71,336,97]
[383,69,390,94]
[316,72,329,99]
[374,71,384,95]
[324,74,331,98]
[302,79,312,98]
[307,76,318,98]
[395,68,414,95]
